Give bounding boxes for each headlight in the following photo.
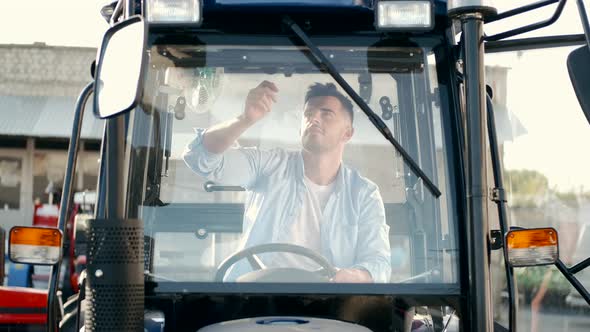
[375,0,433,31]
[146,0,202,25]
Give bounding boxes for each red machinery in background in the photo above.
[0,192,94,329]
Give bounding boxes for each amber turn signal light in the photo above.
[9,226,63,265]
[505,228,558,267]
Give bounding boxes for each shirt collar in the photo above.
[296,150,345,195]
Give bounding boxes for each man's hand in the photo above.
[201,81,278,154]
[243,80,279,124]
[330,268,373,283]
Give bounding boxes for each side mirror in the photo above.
[94,15,147,119]
[567,46,590,126]
[8,226,63,265]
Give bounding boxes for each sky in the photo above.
[1,1,583,48]
[1,0,589,191]
[0,1,108,47]
[485,0,590,191]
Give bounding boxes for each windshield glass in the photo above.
[126,35,458,291]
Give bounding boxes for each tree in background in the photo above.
[504,168,589,323]
[504,169,549,208]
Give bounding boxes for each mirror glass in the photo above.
[567,46,590,126]
[95,17,146,118]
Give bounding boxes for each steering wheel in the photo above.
[214,243,338,282]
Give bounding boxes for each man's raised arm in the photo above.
[202,80,278,154]
[182,81,279,188]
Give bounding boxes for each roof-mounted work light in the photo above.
[375,0,434,31]
[146,0,202,25]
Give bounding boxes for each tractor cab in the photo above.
[95,3,462,330]
[5,0,590,331]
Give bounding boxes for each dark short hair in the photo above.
[304,83,354,123]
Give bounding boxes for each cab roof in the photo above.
[159,0,450,35]
[201,0,448,16]
[204,0,448,9]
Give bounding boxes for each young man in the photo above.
[183,81,391,283]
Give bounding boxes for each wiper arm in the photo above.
[282,16,441,198]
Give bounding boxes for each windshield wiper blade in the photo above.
[282,16,441,198]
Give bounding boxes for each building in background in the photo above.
[0,43,102,230]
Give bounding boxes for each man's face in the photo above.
[300,96,354,153]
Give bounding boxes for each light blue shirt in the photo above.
[183,129,391,282]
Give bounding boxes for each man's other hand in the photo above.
[243,80,279,124]
[331,268,373,283]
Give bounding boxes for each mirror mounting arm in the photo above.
[484,0,567,42]
[47,81,94,332]
[485,0,559,24]
[555,259,590,306]
[570,256,590,275]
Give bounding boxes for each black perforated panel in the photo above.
[84,218,144,332]
[85,284,144,331]
[87,225,143,265]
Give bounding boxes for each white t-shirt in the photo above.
[272,176,335,270]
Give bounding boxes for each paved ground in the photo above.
[515,305,590,332]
